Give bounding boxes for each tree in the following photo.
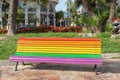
[108,0,117,22]
[4,0,48,36]
[74,0,112,32]
[55,11,64,26]
[16,6,25,26]
[81,0,95,16]
[56,11,64,21]
[74,0,110,16]
[66,0,73,19]
[66,0,78,25]
[75,0,96,16]
[7,0,18,36]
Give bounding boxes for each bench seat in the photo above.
[9,37,102,74]
[10,56,102,64]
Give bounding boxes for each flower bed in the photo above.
[0,29,7,34]
[0,26,82,34]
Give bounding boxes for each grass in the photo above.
[96,32,120,53]
[0,34,5,37]
[0,32,120,59]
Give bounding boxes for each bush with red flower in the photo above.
[0,25,82,34]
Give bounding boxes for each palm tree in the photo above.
[74,0,110,16]
[6,0,48,36]
[108,0,117,22]
[81,0,95,16]
[74,0,95,16]
[74,0,112,32]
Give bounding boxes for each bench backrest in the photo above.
[17,37,101,53]
[13,38,102,64]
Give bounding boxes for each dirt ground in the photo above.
[0,59,120,80]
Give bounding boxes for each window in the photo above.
[41,5,47,12]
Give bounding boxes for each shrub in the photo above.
[16,26,52,33]
[0,29,7,34]
[69,26,82,32]
[0,26,82,34]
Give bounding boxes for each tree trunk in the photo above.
[82,0,95,16]
[97,20,105,32]
[108,0,116,22]
[7,0,18,36]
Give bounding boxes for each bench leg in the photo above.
[94,65,98,75]
[22,62,25,65]
[15,62,19,71]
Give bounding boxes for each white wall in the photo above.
[117,0,120,6]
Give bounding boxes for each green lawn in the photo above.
[0,34,5,37]
[0,32,120,59]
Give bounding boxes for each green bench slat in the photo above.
[14,52,101,58]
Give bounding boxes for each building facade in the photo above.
[0,0,58,29]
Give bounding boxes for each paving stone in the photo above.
[0,59,120,80]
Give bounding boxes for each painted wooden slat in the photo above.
[17,46,101,53]
[18,44,100,47]
[10,56,102,62]
[10,56,102,64]
[17,49,100,52]
[18,41,100,43]
[16,50,101,53]
[18,44,100,46]
[17,49,100,53]
[18,46,101,50]
[19,38,101,41]
[17,47,100,51]
[16,50,101,54]
[10,56,102,61]
[17,50,101,54]
[18,45,100,48]
[18,46,100,48]
[11,59,102,64]
[14,52,101,58]
[17,48,100,51]
[18,42,100,45]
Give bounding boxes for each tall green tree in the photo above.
[66,0,77,25]
[56,11,64,21]
[66,0,72,21]
[2,0,48,36]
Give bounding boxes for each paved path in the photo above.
[0,59,120,80]
[0,36,7,40]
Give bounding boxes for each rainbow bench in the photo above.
[10,38,102,74]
